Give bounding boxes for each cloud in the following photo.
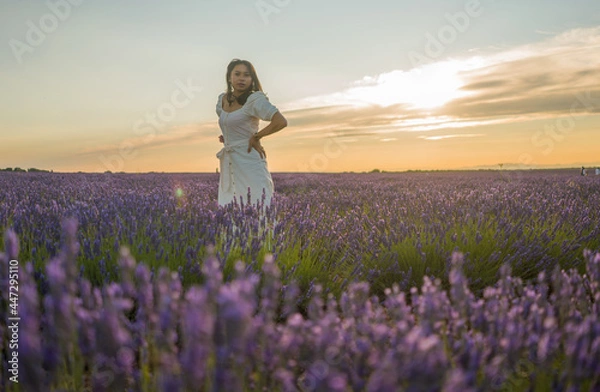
[76,122,218,157]
[535,30,559,35]
[281,26,600,140]
[283,60,474,110]
[76,26,600,159]
[442,27,600,119]
[418,133,484,141]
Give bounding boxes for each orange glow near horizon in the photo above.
[2,27,599,173]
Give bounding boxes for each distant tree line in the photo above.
[1,167,52,173]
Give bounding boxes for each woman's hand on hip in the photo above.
[248,134,266,159]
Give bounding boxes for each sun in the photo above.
[284,57,487,112]
[345,58,483,109]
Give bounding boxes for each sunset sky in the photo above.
[1,0,599,173]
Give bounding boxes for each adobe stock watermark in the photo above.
[530,90,600,157]
[296,132,349,172]
[408,0,493,68]
[9,0,84,65]
[500,89,600,182]
[97,78,203,173]
[8,259,21,384]
[489,357,560,392]
[255,0,292,25]
[297,347,343,391]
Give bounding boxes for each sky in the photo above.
[1,0,599,173]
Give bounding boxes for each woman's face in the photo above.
[229,64,252,94]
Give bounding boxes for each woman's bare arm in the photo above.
[247,111,288,158]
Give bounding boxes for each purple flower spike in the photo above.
[4,229,19,260]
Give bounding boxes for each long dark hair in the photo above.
[225,59,263,106]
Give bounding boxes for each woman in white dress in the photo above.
[216,59,288,207]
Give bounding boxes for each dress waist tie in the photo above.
[216,140,248,193]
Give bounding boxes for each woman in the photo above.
[216,59,287,207]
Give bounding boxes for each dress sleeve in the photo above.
[245,92,279,121]
[216,93,224,117]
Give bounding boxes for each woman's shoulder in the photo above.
[216,92,226,116]
[216,92,226,108]
[247,91,269,102]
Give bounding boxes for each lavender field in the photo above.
[1,170,599,391]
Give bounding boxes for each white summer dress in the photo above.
[216,91,279,207]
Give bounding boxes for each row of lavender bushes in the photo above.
[1,220,599,391]
[1,172,599,303]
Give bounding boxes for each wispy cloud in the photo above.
[283,59,478,110]
[78,26,600,158]
[418,133,484,141]
[281,26,600,140]
[535,30,559,35]
[442,28,600,119]
[76,122,217,157]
